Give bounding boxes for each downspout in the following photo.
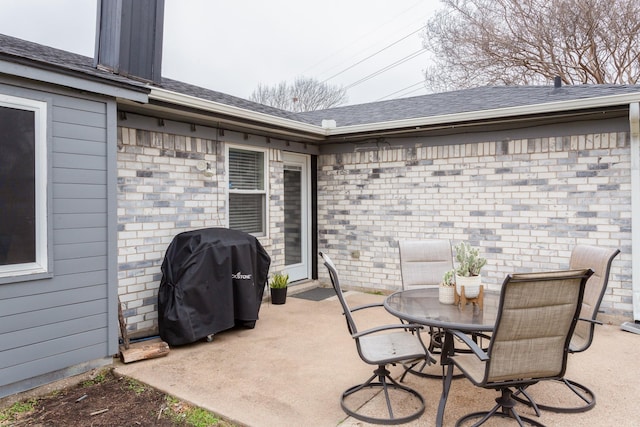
[622,102,640,333]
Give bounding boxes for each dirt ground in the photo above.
[0,369,234,427]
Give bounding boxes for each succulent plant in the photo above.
[454,242,487,277]
[441,269,456,287]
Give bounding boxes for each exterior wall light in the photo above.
[196,161,214,177]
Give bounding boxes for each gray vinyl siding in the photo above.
[0,83,116,397]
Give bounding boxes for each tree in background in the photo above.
[421,0,640,92]
[250,77,347,112]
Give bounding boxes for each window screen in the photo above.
[228,148,266,235]
[0,95,48,278]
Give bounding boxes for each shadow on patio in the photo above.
[115,288,640,427]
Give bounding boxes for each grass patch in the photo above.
[0,399,37,423]
[81,368,109,387]
[164,395,222,427]
[126,378,146,395]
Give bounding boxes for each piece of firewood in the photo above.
[119,338,170,364]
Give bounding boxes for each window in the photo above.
[227,146,267,235]
[0,94,48,278]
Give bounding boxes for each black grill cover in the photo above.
[158,228,271,345]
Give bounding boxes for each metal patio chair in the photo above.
[449,269,593,426]
[320,251,429,425]
[514,245,620,413]
[398,240,454,377]
[399,239,454,291]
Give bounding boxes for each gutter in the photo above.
[622,102,640,334]
[327,92,640,136]
[151,87,640,140]
[149,87,328,137]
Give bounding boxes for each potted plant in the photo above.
[454,242,487,298]
[439,269,456,304]
[269,272,289,305]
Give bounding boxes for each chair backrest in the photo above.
[399,240,453,290]
[568,245,620,352]
[320,252,359,335]
[483,269,593,385]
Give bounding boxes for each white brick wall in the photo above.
[117,127,285,335]
[317,133,632,319]
[118,126,634,332]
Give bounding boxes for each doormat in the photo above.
[291,287,337,301]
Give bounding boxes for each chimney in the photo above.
[94,0,165,84]
[554,76,562,88]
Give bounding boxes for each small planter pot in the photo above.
[439,286,455,304]
[270,287,287,305]
[455,274,481,298]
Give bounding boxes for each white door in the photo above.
[283,153,310,282]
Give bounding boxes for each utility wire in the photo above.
[321,25,426,84]
[300,0,425,78]
[376,80,426,101]
[343,48,427,90]
[400,85,430,97]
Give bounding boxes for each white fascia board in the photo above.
[151,86,640,138]
[149,87,328,136]
[0,60,149,103]
[327,92,640,136]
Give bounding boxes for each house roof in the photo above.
[2,33,640,140]
[0,33,149,95]
[295,84,640,127]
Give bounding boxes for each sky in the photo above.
[0,0,441,106]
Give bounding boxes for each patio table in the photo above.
[384,288,500,427]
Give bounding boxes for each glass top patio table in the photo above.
[384,287,501,427]
[384,287,500,332]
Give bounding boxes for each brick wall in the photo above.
[317,132,633,319]
[117,127,284,335]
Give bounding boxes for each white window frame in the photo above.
[226,144,269,237]
[0,94,48,278]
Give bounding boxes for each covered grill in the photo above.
[158,228,271,345]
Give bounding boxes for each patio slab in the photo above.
[114,290,640,426]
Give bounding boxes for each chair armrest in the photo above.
[578,317,603,326]
[352,323,423,339]
[451,330,489,361]
[350,302,384,313]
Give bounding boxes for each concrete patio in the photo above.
[115,287,640,427]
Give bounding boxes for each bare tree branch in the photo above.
[422,0,640,91]
[249,77,347,112]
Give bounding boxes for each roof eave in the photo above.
[149,87,330,137]
[0,55,149,103]
[326,92,640,135]
[150,86,640,140]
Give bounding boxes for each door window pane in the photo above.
[284,165,302,264]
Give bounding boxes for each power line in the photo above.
[343,48,427,90]
[299,0,426,78]
[376,80,426,101]
[388,84,430,100]
[321,25,426,84]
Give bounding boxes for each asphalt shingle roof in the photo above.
[3,33,640,130]
[158,77,300,122]
[0,33,149,92]
[295,84,640,127]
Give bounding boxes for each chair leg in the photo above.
[341,365,425,425]
[455,388,545,427]
[513,378,596,413]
